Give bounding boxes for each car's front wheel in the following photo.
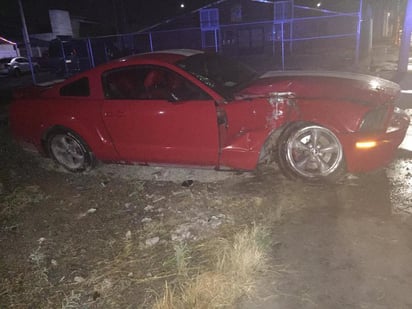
[277,122,345,182]
[47,129,95,172]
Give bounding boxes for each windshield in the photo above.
[176,53,257,99]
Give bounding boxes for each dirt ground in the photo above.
[1,120,412,309]
[0,124,288,308]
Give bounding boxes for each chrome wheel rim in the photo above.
[286,125,343,178]
[50,134,85,170]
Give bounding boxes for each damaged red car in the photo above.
[9,49,410,182]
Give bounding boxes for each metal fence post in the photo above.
[87,38,95,68]
[60,40,68,77]
[281,22,285,70]
[149,32,154,52]
[355,0,363,67]
[214,29,219,52]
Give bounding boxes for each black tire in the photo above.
[277,122,346,182]
[46,129,95,172]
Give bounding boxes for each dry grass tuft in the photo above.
[217,225,269,281]
[154,225,270,308]
[152,281,175,309]
[181,271,236,308]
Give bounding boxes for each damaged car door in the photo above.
[101,65,222,166]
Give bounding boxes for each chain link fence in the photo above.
[48,11,361,76]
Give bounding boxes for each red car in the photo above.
[9,49,410,182]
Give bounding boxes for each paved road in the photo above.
[239,150,412,308]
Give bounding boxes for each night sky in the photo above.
[0,0,213,38]
[0,0,377,39]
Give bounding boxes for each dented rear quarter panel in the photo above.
[10,91,119,161]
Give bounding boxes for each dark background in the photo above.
[0,0,214,37]
[0,0,364,38]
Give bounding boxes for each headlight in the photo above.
[359,107,388,132]
[386,107,410,133]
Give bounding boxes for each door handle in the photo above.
[104,111,126,117]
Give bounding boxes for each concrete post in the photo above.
[398,0,412,72]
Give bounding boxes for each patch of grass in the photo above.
[55,225,270,308]
[174,243,190,277]
[61,228,179,307]
[154,225,270,308]
[0,185,47,224]
[61,290,82,309]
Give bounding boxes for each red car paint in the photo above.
[9,50,409,176]
[238,71,409,172]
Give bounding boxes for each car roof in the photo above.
[150,49,204,57]
[58,49,204,86]
[100,49,204,69]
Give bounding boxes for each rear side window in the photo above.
[60,77,90,96]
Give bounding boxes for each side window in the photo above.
[102,67,146,100]
[60,77,90,96]
[143,68,211,101]
[166,72,211,101]
[17,58,28,64]
[102,66,211,101]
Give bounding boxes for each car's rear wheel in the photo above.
[47,129,95,172]
[277,122,345,182]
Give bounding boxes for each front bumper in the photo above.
[341,108,410,173]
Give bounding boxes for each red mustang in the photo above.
[9,49,410,181]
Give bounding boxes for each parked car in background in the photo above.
[9,49,410,182]
[0,56,39,77]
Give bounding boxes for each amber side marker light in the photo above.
[356,140,378,149]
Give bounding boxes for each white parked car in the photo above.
[0,57,39,77]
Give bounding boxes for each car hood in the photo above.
[235,71,400,106]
